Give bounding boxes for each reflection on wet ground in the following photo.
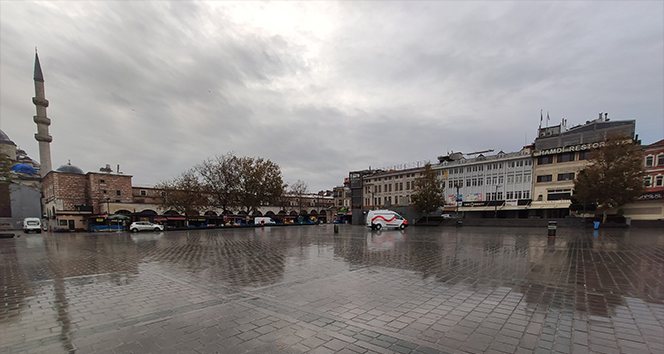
[1,225,663,353]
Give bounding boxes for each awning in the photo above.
[167,217,186,221]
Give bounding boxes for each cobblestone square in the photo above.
[1,225,663,353]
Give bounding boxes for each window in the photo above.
[448,181,453,188]
[537,175,553,182]
[506,191,514,199]
[115,190,121,196]
[508,161,515,168]
[499,176,504,184]
[523,191,530,199]
[59,220,67,226]
[467,167,471,173]
[497,192,503,200]
[378,185,381,193]
[538,155,554,165]
[507,175,514,184]
[486,177,491,185]
[466,179,471,187]
[645,176,651,187]
[99,179,105,183]
[558,173,575,181]
[515,191,522,199]
[657,175,663,187]
[388,184,392,192]
[516,175,522,183]
[493,176,498,184]
[525,159,533,166]
[473,166,478,172]
[140,190,147,196]
[517,160,524,167]
[487,164,492,170]
[479,165,483,171]
[658,155,664,166]
[548,189,571,201]
[472,178,477,186]
[478,178,483,186]
[645,156,654,167]
[578,150,592,160]
[400,182,403,191]
[525,174,532,182]
[102,189,107,194]
[557,152,575,163]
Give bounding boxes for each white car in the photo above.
[441,214,453,219]
[129,221,164,233]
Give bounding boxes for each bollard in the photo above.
[548,220,557,237]
[334,224,339,233]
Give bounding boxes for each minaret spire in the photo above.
[33,51,52,177]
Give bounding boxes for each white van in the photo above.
[23,218,42,233]
[366,210,408,230]
[254,217,277,226]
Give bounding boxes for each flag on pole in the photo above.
[539,109,543,128]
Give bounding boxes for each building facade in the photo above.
[433,148,534,218]
[531,115,636,218]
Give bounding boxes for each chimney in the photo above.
[604,112,608,121]
[599,112,602,119]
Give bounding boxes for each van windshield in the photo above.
[395,215,403,220]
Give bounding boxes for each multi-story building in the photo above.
[531,114,636,218]
[42,163,161,231]
[362,167,424,209]
[617,139,664,220]
[433,148,534,218]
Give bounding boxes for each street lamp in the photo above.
[494,184,501,218]
[454,183,460,218]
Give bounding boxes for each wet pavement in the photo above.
[1,225,663,354]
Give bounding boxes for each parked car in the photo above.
[129,222,164,233]
[23,218,42,233]
[441,214,453,219]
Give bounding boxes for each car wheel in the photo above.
[154,228,160,232]
[399,224,406,230]
[375,223,382,231]
[131,228,138,233]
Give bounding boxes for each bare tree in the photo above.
[196,153,241,213]
[287,180,308,213]
[155,169,206,216]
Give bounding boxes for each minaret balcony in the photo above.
[32,97,49,107]
[33,116,51,126]
[34,132,53,143]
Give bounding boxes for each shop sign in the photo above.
[462,201,490,207]
[533,139,632,156]
[505,199,518,206]
[638,192,662,200]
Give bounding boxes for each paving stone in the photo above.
[1,227,663,354]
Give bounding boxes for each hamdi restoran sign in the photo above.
[533,139,632,157]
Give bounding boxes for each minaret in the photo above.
[33,51,52,177]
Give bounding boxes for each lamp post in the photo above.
[494,184,501,218]
[455,183,460,218]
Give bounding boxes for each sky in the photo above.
[1,1,662,192]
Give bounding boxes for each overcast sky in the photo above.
[1,1,662,192]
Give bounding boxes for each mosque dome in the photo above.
[56,163,85,175]
[0,129,16,146]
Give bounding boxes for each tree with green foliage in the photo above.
[235,156,284,215]
[572,134,645,223]
[411,163,445,222]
